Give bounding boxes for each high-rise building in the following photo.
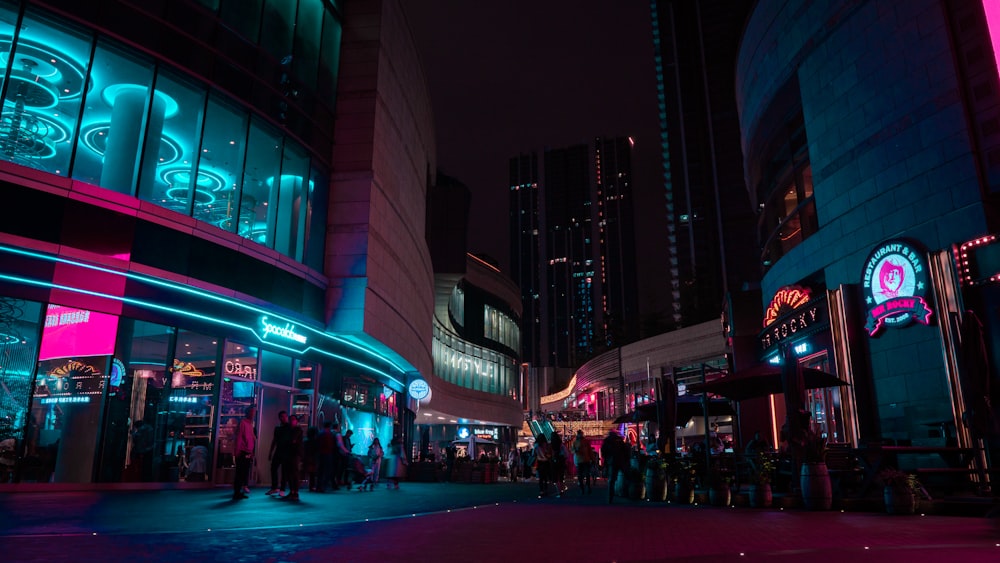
[508,154,541,367]
[510,137,639,371]
[650,0,758,327]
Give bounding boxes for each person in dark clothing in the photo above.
[341,429,355,485]
[601,430,630,504]
[281,415,303,500]
[266,411,290,495]
[316,422,335,492]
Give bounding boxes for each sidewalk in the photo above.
[2,481,999,562]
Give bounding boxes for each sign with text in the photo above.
[862,239,933,336]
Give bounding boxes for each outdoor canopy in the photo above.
[683,363,848,402]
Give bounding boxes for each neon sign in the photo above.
[862,239,933,336]
[763,286,812,327]
[260,316,307,345]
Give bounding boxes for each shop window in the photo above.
[239,117,282,247]
[260,348,292,387]
[0,297,42,482]
[24,305,120,483]
[0,9,91,178]
[217,340,258,478]
[138,71,209,222]
[164,330,219,481]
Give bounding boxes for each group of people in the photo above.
[524,429,599,497]
[231,405,407,501]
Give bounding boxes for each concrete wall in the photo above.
[327,0,436,378]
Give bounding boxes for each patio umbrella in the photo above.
[613,403,658,424]
[684,363,847,402]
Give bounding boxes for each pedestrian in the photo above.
[332,423,350,489]
[551,432,568,497]
[304,425,319,491]
[507,448,520,483]
[601,429,630,504]
[266,411,290,496]
[445,444,456,482]
[532,433,553,496]
[572,430,593,494]
[232,405,256,500]
[281,414,303,500]
[367,437,384,490]
[385,435,408,489]
[341,429,355,485]
[316,422,335,492]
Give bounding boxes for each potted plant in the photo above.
[644,455,669,502]
[669,457,696,504]
[748,452,775,508]
[795,425,832,510]
[706,468,733,507]
[878,467,921,515]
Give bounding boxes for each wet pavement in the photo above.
[2,481,999,562]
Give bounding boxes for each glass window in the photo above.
[1,10,91,177]
[72,40,155,196]
[200,94,248,233]
[166,330,219,481]
[260,0,295,62]
[293,0,324,93]
[217,340,258,475]
[240,117,282,246]
[273,142,310,259]
[119,320,172,482]
[304,165,328,271]
[219,0,262,43]
[138,71,208,221]
[259,348,292,387]
[0,297,42,479]
[317,9,342,109]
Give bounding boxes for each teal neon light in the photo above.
[0,247,407,387]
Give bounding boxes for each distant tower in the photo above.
[650,0,758,327]
[511,137,640,370]
[509,153,542,367]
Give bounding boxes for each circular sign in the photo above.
[861,239,933,336]
[408,378,430,401]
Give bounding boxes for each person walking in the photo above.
[281,415,304,500]
[316,422,335,492]
[601,429,630,504]
[341,429,355,486]
[572,430,593,494]
[265,411,290,496]
[385,435,408,489]
[367,437,384,490]
[532,434,553,496]
[232,405,257,500]
[332,423,350,489]
[507,448,520,483]
[551,432,568,497]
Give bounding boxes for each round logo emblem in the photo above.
[861,239,933,336]
[407,378,430,400]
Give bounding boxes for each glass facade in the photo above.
[0,3,331,269]
[484,304,520,352]
[432,322,518,400]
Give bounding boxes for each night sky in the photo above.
[407,2,667,315]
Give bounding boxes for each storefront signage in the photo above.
[407,378,430,401]
[763,286,812,327]
[473,427,498,440]
[224,360,258,379]
[862,239,933,336]
[759,300,827,354]
[259,316,307,345]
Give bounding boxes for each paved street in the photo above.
[2,481,999,562]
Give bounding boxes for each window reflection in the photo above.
[241,117,282,246]
[198,95,248,232]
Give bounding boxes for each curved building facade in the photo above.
[415,253,523,460]
[0,0,435,487]
[732,0,1000,474]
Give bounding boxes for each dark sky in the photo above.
[407,2,668,314]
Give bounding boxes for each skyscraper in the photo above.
[510,137,639,370]
[650,0,758,327]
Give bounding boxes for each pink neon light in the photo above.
[985,1,1000,76]
[38,305,119,361]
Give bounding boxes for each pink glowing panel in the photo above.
[38,305,119,361]
[986,0,1000,75]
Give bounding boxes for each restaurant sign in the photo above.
[862,239,933,336]
[759,286,828,355]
